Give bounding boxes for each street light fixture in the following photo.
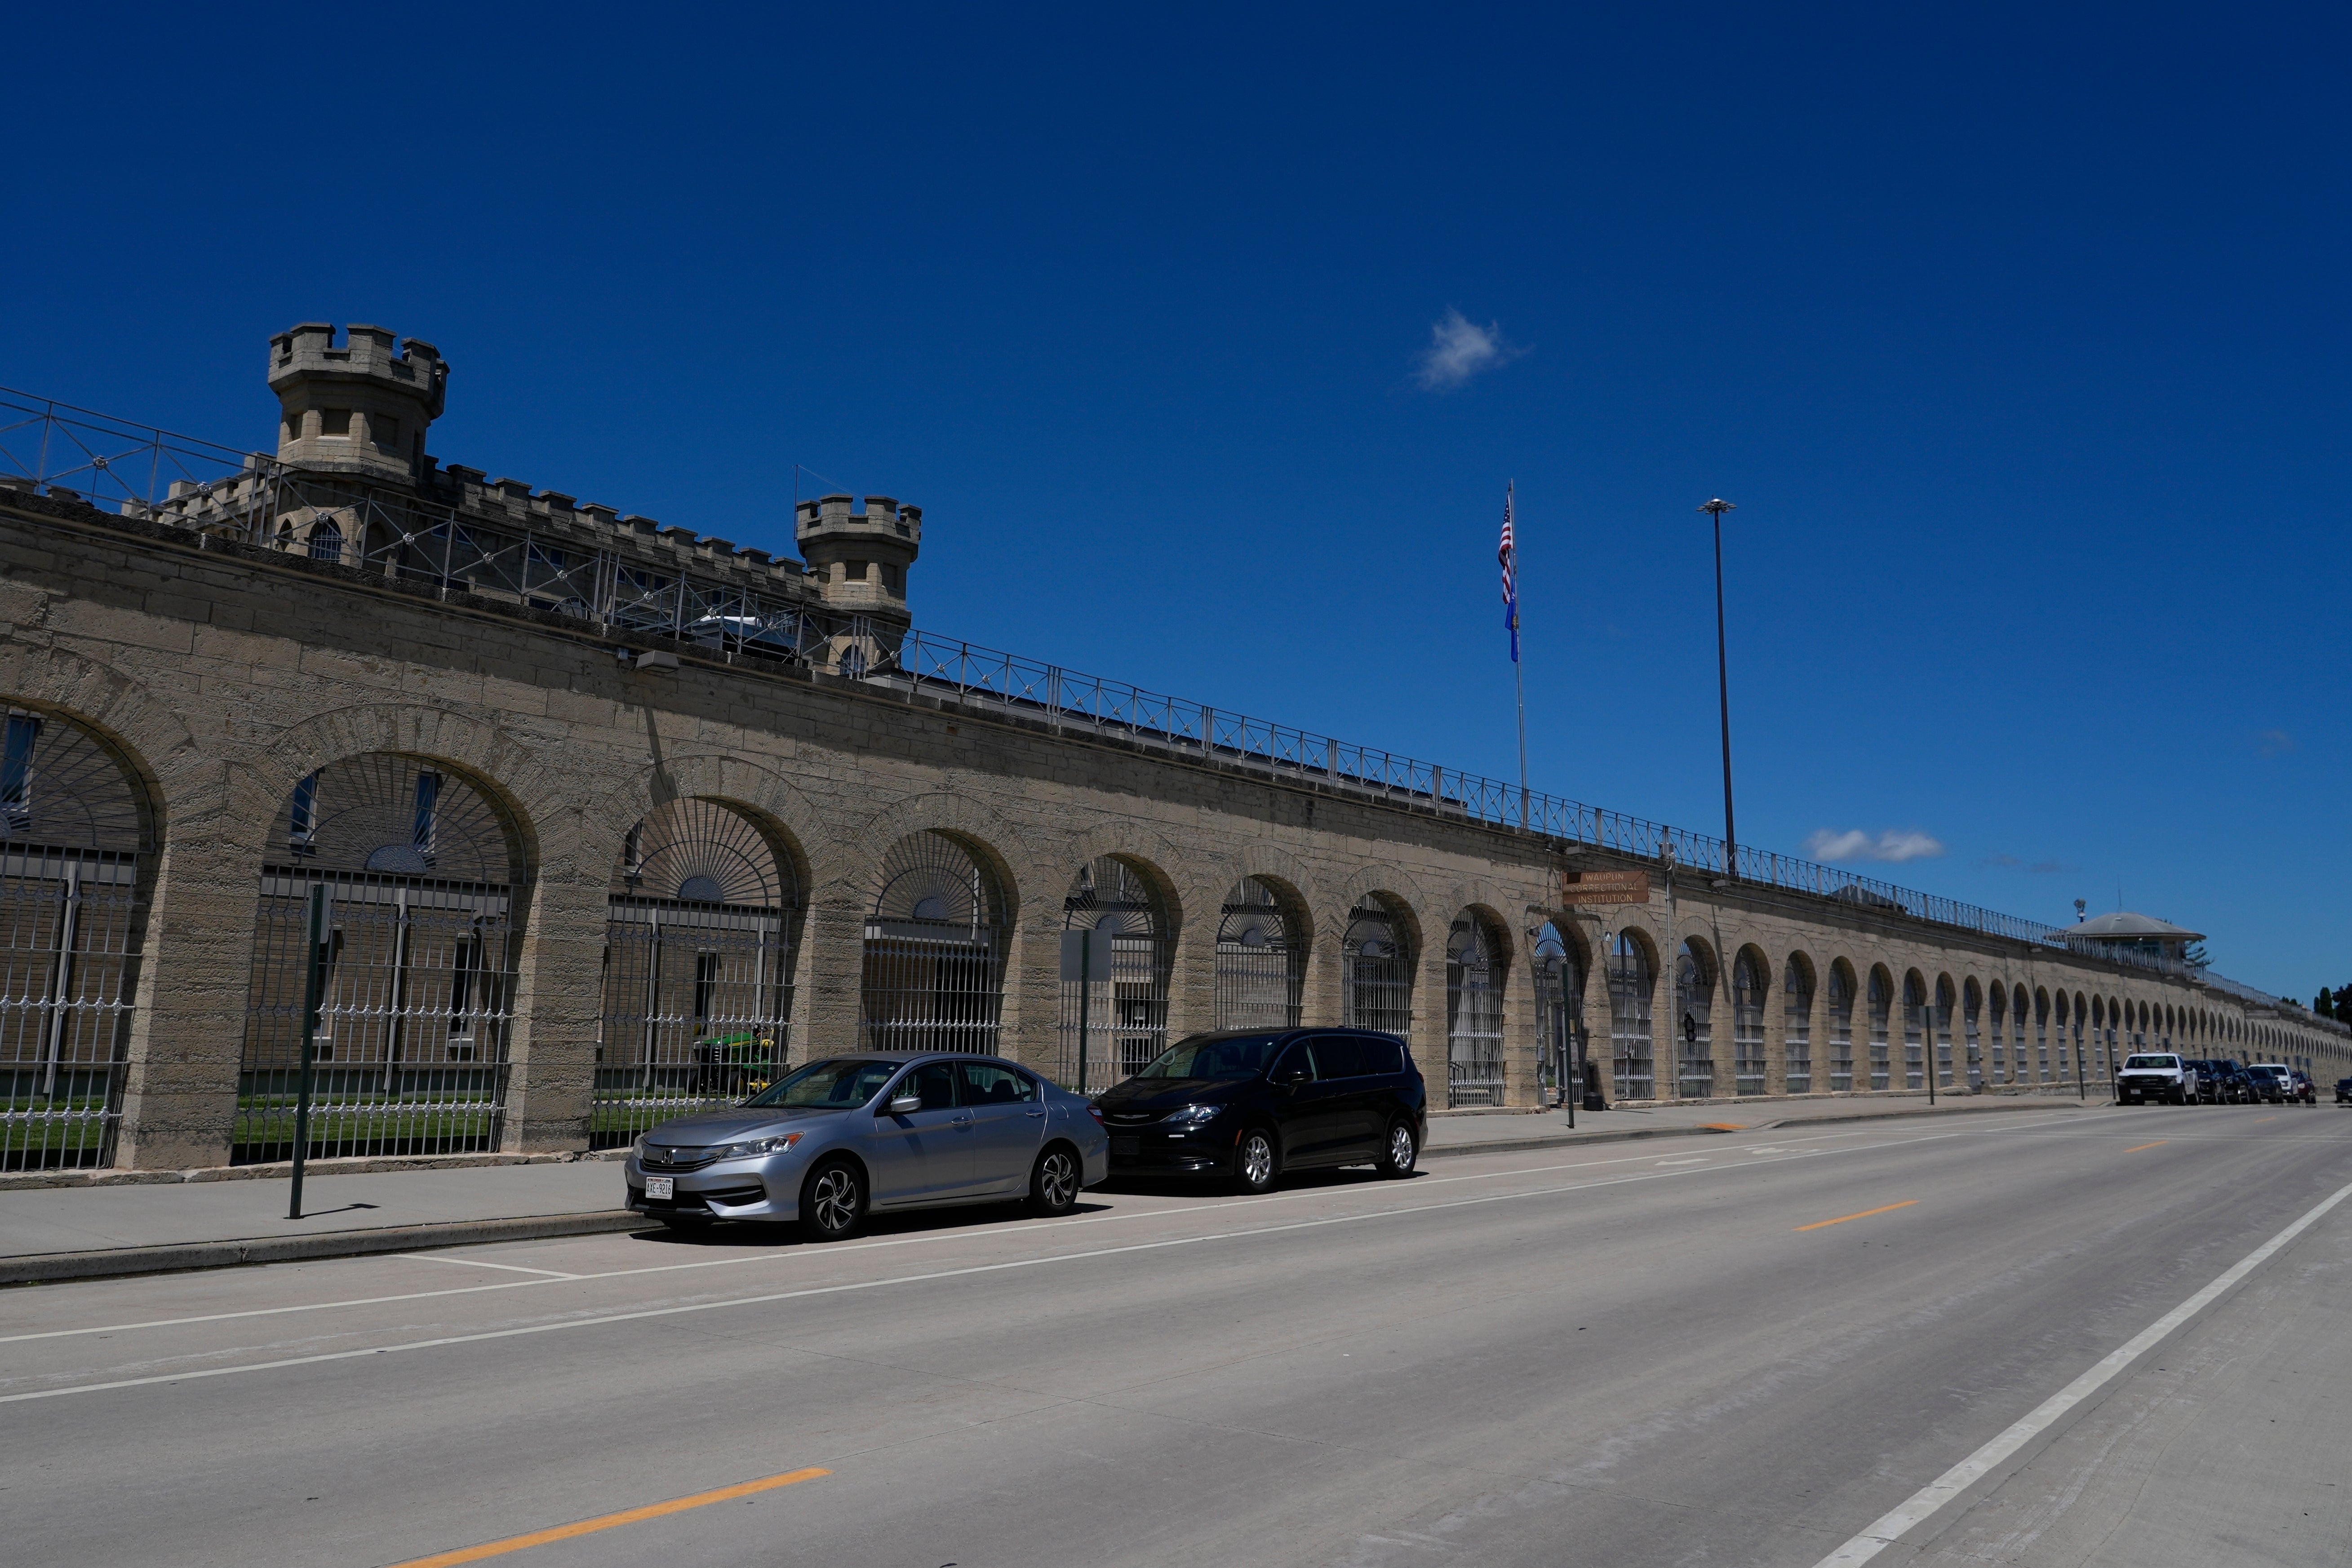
[1696,499,1739,876]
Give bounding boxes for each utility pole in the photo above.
[1697,500,1739,876]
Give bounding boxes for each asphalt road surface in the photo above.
[5,1104,2349,1568]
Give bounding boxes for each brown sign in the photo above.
[1561,868,1652,906]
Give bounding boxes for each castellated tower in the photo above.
[794,494,921,641]
[269,323,448,485]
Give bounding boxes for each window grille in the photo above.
[595,797,798,1148]
[1963,979,1982,1087]
[1609,934,1653,1101]
[234,754,522,1162]
[1445,914,1504,1107]
[307,519,344,563]
[1988,982,2007,1082]
[1731,951,1765,1095]
[1342,895,1414,1041]
[1782,956,1813,1094]
[2015,988,2032,1079]
[1868,969,1892,1090]
[1902,973,1926,1090]
[1058,856,1172,1090]
[1214,877,1301,1031]
[0,710,149,1170]
[2054,992,2070,1078]
[1673,942,1714,1098]
[1935,977,1956,1087]
[1827,963,1854,1091]
[1531,922,1579,1105]
[860,832,1004,1054]
[2034,991,2050,1080]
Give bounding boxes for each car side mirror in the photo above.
[885,1094,922,1115]
[1272,1068,1308,1088]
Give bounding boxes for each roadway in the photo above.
[3,1103,2348,1567]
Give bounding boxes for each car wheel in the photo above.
[1029,1144,1082,1217]
[657,1213,713,1234]
[1233,1126,1279,1195]
[799,1157,865,1242]
[1376,1120,1418,1179]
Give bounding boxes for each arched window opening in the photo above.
[1900,972,1928,1090]
[861,832,1005,1054]
[2034,989,2051,1081]
[1988,981,2008,1084]
[235,754,524,1163]
[1935,977,1957,1088]
[595,799,800,1148]
[1783,955,1815,1094]
[1058,856,1172,1090]
[1215,877,1301,1031]
[1963,979,1983,1089]
[1445,913,1505,1108]
[1609,933,1654,1102]
[1868,968,1893,1090]
[308,518,345,564]
[1827,961,1855,1092]
[1343,895,1415,1041]
[1732,951,1766,1096]
[2014,985,2032,1080]
[2054,991,2072,1080]
[1531,921,1582,1107]
[1675,940,1715,1098]
[0,708,151,1171]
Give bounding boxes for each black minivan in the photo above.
[1095,1028,1428,1193]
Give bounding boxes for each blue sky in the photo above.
[5,4,2345,997]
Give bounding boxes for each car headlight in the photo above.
[714,1133,804,1159]
[1163,1103,1222,1127]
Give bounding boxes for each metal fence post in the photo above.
[288,882,330,1220]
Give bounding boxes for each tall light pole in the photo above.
[1697,499,1739,877]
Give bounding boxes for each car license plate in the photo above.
[644,1176,674,1200]
[1111,1136,1139,1157]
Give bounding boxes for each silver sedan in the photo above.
[624,1052,1109,1240]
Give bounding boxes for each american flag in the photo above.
[1499,486,1519,663]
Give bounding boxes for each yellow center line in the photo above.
[1794,1200,1919,1232]
[2254,1116,2279,1124]
[2124,1141,2168,1153]
[384,1467,830,1568]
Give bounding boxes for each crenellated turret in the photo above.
[269,323,448,485]
[794,494,921,638]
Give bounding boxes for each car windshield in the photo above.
[1137,1033,1288,1081]
[741,1058,900,1108]
[2246,1066,2278,1079]
[2123,1056,2177,1070]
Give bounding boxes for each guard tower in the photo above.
[794,495,922,653]
[269,323,448,486]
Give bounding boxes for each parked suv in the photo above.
[2203,1059,2254,1103]
[1096,1028,1427,1193]
[2244,1064,2290,1103]
[2286,1070,2317,1105]
[2336,1076,2352,1104]
[2116,1052,2197,1105]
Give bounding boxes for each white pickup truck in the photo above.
[2115,1053,2198,1105]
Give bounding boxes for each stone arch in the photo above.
[1827,958,1860,1091]
[1867,965,1896,1090]
[860,828,1013,1053]
[1214,872,1309,1031]
[1934,974,1958,1088]
[1343,889,1420,1039]
[1730,945,1769,1095]
[1528,917,1583,1104]
[840,794,1029,928]
[0,643,208,833]
[591,794,808,1146]
[1058,852,1179,1087]
[1901,969,1930,1090]
[1961,976,1984,1087]
[1606,927,1659,1101]
[1442,905,1512,1107]
[1673,933,1720,1098]
[1782,950,1818,1093]
[231,750,532,1163]
[0,698,164,1169]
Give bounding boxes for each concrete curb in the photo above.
[0,1210,649,1286]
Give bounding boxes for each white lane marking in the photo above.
[1653,1157,1709,1166]
[0,1145,1917,1404]
[1810,1176,2352,1566]
[391,1254,580,1279]
[0,1112,2093,1347]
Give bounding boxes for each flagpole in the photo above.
[1510,482,1529,831]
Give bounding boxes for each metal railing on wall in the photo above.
[8,382,2346,1027]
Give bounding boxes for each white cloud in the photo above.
[1415,308,1521,391]
[1804,828,1946,864]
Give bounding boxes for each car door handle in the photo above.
[951,1114,974,1127]
[1024,1110,1046,1119]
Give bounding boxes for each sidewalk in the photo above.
[0,1091,2097,1285]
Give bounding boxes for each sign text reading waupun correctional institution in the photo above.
[1562,869,1652,906]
